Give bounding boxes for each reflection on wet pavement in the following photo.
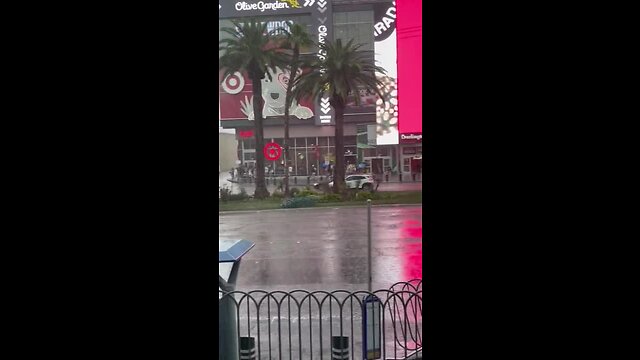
[219,205,422,292]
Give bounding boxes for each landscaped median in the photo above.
[219,187,422,212]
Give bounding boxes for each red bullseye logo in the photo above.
[263,142,282,161]
[221,71,245,94]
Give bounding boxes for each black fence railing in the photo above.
[219,279,422,360]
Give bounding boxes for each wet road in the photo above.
[219,205,422,292]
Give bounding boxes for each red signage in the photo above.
[263,142,282,161]
[238,130,254,138]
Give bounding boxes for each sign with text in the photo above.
[373,1,399,145]
[218,0,335,125]
[399,132,422,144]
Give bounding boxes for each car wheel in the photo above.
[362,183,372,191]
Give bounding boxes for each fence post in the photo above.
[219,293,239,360]
[367,199,372,292]
[239,337,256,360]
[331,336,350,360]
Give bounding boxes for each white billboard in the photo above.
[374,1,399,145]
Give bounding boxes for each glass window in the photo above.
[377,147,389,157]
[295,149,307,176]
[333,11,374,51]
[318,137,328,146]
[244,152,256,161]
[306,137,317,147]
[243,139,256,150]
[329,137,335,146]
[344,146,357,156]
[344,136,357,146]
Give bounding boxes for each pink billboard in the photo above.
[396,0,422,135]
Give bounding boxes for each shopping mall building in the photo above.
[218,0,422,177]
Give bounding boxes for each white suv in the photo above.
[329,174,375,190]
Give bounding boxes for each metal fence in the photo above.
[219,279,422,360]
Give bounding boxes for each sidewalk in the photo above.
[219,172,422,194]
[222,172,422,185]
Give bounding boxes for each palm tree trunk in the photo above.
[283,86,292,198]
[333,103,346,195]
[252,76,269,199]
[283,53,299,199]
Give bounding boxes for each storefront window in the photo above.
[318,137,328,146]
[306,137,316,147]
[403,158,411,173]
[344,146,357,156]
[243,139,256,150]
[295,149,307,176]
[345,136,357,145]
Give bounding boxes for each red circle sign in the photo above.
[263,142,282,161]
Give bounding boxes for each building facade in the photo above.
[219,129,239,173]
[218,0,421,177]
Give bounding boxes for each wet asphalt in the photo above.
[219,205,423,292]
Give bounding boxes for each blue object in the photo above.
[219,239,255,263]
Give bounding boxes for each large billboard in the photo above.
[218,0,335,126]
[219,67,316,121]
[396,0,422,135]
[373,1,399,145]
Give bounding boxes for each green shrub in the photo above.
[226,188,249,201]
[271,190,284,198]
[290,188,300,196]
[295,189,316,197]
[356,191,375,201]
[319,193,343,203]
[219,186,233,202]
[281,196,317,208]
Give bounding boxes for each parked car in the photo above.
[315,174,374,190]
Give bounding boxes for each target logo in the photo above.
[221,72,245,94]
[263,142,282,161]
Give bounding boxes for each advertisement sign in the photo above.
[396,0,422,135]
[373,1,399,145]
[218,0,335,126]
[219,68,316,121]
[399,132,422,144]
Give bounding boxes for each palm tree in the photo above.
[278,23,314,198]
[292,39,386,195]
[219,19,287,199]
